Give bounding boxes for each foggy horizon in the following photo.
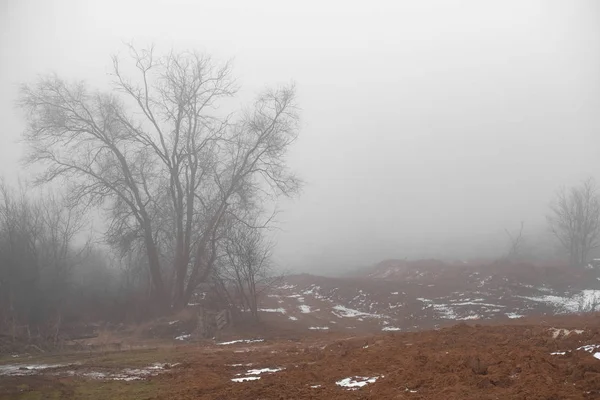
[2,0,600,274]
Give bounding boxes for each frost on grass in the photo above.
[217,339,265,345]
[336,376,381,390]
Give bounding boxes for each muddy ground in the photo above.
[2,313,600,399]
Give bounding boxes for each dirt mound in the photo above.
[155,316,600,399]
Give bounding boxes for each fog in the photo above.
[1,0,599,274]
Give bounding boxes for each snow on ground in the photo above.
[217,339,265,345]
[277,284,296,290]
[231,376,260,382]
[550,328,584,339]
[0,362,176,381]
[458,314,481,320]
[577,344,600,353]
[506,313,523,319]
[258,308,287,314]
[521,290,600,313]
[382,327,401,331]
[299,305,311,313]
[332,305,383,319]
[336,376,381,390]
[175,334,191,341]
[0,363,73,376]
[431,304,458,320]
[309,326,330,330]
[80,363,175,381]
[231,367,284,382]
[246,367,284,375]
[288,316,298,321]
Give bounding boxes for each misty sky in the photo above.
[1,0,599,273]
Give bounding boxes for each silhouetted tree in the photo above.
[547,178,600,266]
[18,44,301,312]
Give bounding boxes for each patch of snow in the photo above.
[246,367,283,375]
[391,292,399,295]
[311,384,322,388]
[231,366,283,382]
[232,376,261,382]
[458,314,481,320]
[299,305,311,313]
[521,290,600,313]
[309,326,329,330]
[550,328,584,339]
[288,316,298,321]
[432,304,458,320]
[382,327,401,331]
[0,363,73,376]
[175,334,191,341]
[577,344,600,353]
[550,351,566,355]
[332,305,382,319]
[336,376,381,390]
[217,339,264,345]
[451,301,505,307]
[505,313,523,319]
[168,320,179,325]
[64,363,175,381]
[258,308,287,313]
[594,353,600,360]
[277,284,296,290]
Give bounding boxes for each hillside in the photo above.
[256,259,600,333]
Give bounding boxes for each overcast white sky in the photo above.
[1,0,599,273]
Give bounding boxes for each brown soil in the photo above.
[151,314,600,399]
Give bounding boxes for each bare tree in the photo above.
[547,178,600,266]
[505,221,525,260]
[0,182,88,338]
[18,44,301,311]
[219,220,280,321]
